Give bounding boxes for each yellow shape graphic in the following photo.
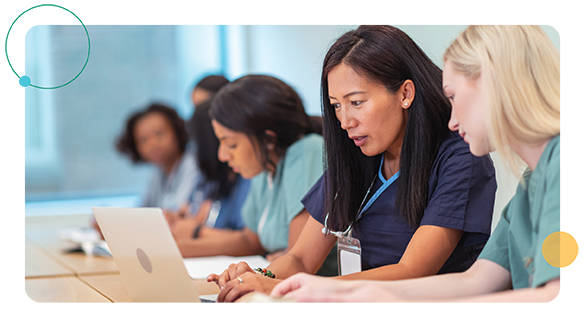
[542,231,579,268]
[542,232,561,268]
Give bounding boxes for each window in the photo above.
[25,26,60,196]
[24,25,351,214]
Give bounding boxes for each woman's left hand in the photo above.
[216,271,281,302]
[270,273,403,302]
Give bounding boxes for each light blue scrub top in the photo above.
[141,148,199,210]
[241,133,324,253]
[478,135,560,289]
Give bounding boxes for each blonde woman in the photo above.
[271,25,560,302]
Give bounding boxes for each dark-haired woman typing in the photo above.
[175,74,337,277]
[210,25,497,302]
[165,99,250,239]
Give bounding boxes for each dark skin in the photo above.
[133,112,182,174]
[92,113,182,238]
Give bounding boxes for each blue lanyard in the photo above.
[322,156,400,238]
[357,156,400,219]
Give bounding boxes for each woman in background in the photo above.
[164,75,232,227]
[116,103,198,210]
[272,25,561,302]
[175,74,337,277]
[167,99,250,239]
[191,75,230,106]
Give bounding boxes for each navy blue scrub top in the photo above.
[302,132,496,273]
[213,176,250,230]
[190,175,250,230]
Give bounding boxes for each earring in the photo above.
[403,101,409,107]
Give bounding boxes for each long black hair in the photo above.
[116,103,189,164]
[209,74,322,173]
[186,99,234,199]
[322,25,451,230]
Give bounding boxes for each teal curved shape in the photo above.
[4,4,86,80]
[4,73,30,90]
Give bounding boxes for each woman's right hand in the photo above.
[163,210,180,227]
[207,261,255,289]
[170,219,199,239]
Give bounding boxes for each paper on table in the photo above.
[183,255,271,279]
[60,227,101,243]
[59,227,112,257]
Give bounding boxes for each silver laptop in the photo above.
[92,207,217,303]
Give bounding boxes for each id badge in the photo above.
[337,235,362,276]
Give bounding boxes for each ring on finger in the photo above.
[238,277,243,284]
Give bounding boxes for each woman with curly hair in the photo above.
[116,103,198,210]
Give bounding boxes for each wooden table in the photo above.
[25,214,220,303]
[25,243,76,278]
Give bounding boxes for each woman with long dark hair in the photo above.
[211,25,496,302]
[163,75,231,232]
[273,25,561,303]
[166,99,250,239]
[175,74,337,276]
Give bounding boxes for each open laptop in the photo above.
[92,207,217,302]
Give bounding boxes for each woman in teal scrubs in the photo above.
[209,25,496,303]
[272,25,561,302]
[175,75,337,275]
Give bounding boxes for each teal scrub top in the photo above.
[242,133,324,253]
[478,135,560,289]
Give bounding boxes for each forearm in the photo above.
[263,217,337,280]
[334,262,428,281]
[176,231,264,258]
[376,271,490,301]
[372,260,511,301]
[266,252,312,279]
[336,226,464,282]
[198,226,241,238]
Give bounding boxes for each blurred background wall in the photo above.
[5,5,359,215]
[24,25,560,229]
